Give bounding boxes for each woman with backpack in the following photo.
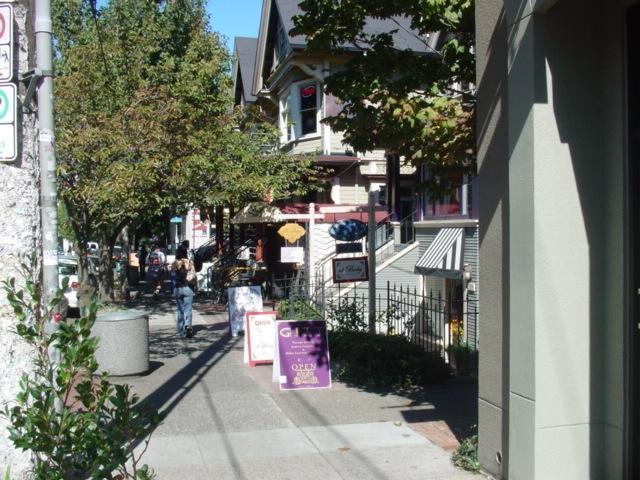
[170,258,197,338]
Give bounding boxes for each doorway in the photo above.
[627,3,640,478]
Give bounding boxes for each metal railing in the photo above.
[271,277,479,376]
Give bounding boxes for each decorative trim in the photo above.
[414,218,478,229]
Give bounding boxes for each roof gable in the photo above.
[233,37,258,104]
[253,0,431,95]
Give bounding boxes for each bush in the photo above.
[328,330,451,388]
[277,298,322,320]
[326,298,368,332]
[2,263,162,479]
[452,434,480,472]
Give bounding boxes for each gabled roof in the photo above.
[232,37,258,104]
[253,0,431,96]
[275,0,429,52]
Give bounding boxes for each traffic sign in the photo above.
[0,83,16,161]
[0,5,13,81]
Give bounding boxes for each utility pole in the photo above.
[35,0,59,319]
[367,191,376,333]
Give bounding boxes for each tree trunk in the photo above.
[97,239,114,300]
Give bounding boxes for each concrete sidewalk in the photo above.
[118,294,480,479]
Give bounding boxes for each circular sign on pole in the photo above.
[328,219,368,242]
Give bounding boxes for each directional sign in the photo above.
[0,83,16,161]
[0,5,13,81]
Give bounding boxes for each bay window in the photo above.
[279,81,321,143]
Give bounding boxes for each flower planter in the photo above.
[94,309,149,376]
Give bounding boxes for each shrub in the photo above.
[328,330,451,388]
[2,264,162,479]
[277,298,323,320]
[452,434,480,472]
[326,298,368,333]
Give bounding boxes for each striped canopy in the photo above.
[414,228,464,279]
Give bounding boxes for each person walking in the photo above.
[138,243,148,281]
[171,258,196,338]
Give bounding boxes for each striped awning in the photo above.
[414,228,464,278]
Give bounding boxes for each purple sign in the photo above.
[276,320,331,390]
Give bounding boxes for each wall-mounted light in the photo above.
[463,264,472,282]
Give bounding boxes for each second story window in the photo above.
[300,83,318,136]
[419,167,473,219]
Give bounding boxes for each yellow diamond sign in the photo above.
[278,223,306,243]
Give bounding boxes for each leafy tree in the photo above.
[54,0,323,298]
[292,0,475,195]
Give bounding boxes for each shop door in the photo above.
[628,3,640,478]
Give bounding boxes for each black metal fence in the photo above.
[271,276,478,376]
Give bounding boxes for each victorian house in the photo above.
[232,0,479,350]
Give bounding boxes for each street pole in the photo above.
[35,0,59,318]
[367,191,376,333]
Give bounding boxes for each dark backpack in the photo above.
[193,251,203,272]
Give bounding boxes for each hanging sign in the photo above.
[281,246,304,263]
[335,242,363,254]
[332,256,368,283]
[277,223,306,243]
[329,219,368,241]
[0,5,13,82]
[246,311,277,366]
[273,320,331,391]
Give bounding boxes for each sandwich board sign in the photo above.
[272,320,331,391]
[0,83,16,161]
[245,311,277,366]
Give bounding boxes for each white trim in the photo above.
[414,218,478,229]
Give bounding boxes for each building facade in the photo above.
[476,0,637,477]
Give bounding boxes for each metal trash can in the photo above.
[94,309,149,376]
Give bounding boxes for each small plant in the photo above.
[2,260,162,479]
[452,434,480,472]
[277,298,322,320]
[327,299,367,332]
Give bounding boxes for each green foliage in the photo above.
[451,434,480,473]
[326,298,368,333]
[277,298,323,320]
[292,0,476,192]
[326,299,449,387]
[329,330,451,388]
[53,0,324,297]
[449,342,478,376]
[1,264,162,479]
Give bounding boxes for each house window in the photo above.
[419,166,466,219]
[299,83,318,136]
